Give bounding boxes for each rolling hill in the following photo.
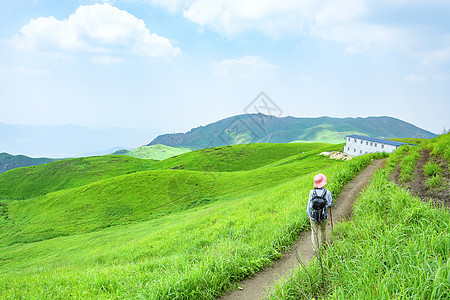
[147,114,436,149]
[112,144,192,160]
[0,155,157,199]
[0,141,382,299]
[0,143,341,245]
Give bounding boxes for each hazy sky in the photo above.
[1,0,449,135]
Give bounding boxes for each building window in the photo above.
[370,142,373,146]
[374,143,377,147]
[354,148,356,152]
[360,150,362,154]
[360,140,363,144]
[347,147,350,151]
[366,141,368,145]
[348,137,350,141]
[381,145,384,149]
[354,138,356,142]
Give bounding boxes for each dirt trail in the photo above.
[218,158,387,300]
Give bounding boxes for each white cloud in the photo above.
[210,55,276,78]
[8,3,180,58]
[177,0,414,53]
[404,73,427,82]
[148,0,445,56]
[183,0,311,37]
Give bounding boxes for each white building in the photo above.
[344,134,408,156]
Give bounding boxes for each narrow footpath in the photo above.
[219,158,387,300]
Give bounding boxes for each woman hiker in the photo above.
[306,173,333,253]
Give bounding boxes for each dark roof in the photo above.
[346,135,408,147]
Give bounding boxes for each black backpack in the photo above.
[310,189,328,222]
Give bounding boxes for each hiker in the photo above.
[306,173,333,252]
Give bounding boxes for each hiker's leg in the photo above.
[310,219,319,252]
[319,220,327,248]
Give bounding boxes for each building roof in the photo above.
[346,134,408,147]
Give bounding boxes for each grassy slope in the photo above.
[427,132,450,162]
[0,155,158,199]
[0,143,337,201]
[0,151,380,299]
[151,142,335,171]
[292,124,368,144]
[126,144,192,160]
[388,137,430,145]
[0,145,340,246]
[270,136,450,299]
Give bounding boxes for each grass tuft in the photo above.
[423,161,442,177]
[398,145,421,183]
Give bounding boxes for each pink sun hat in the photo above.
[314,173,327,188]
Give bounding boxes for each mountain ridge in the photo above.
[147,114,436,148]
[0,153,59,174]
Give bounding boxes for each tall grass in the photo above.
[423,133,450,190]
[428,132,450,162]
[399,145,421,183]
[424,161,444,189]
[424,161,442,177]
[269,149,450,299]
[0,153,381,299]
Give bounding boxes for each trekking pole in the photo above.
[329,207,334,230]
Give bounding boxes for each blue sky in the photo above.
[1,0,449,136]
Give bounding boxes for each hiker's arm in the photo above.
[326,191,333,208]
[306,191,313,215]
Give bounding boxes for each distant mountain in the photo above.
[79,146,130,158]
[0,123,155,157]
[0,152,59,174]
[148,114,436,148]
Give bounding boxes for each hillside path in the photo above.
[218,158,387,300]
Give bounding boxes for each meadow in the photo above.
[2,134,446,299]
[0,142,380,299]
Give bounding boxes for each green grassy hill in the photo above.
[0,141,388,299]
[0,143,341,246]
[0,155,157,199]
[113,144,192,160]
[152,142,335,172]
